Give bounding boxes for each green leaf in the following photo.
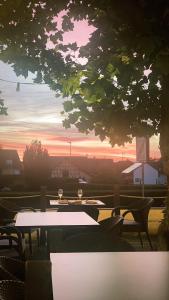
[62,15,74,31]
[121,55,130,64]
[63,100,74,112]
[50,31,63,43]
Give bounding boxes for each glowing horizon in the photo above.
[0,134,160,162]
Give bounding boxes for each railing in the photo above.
[0,184,167,211]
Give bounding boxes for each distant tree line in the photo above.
[23,140,51,189]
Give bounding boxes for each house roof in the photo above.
[148,160,163,172]
[49,156,114,177]
[122,160,164,174]
[50,156,91,178]
[122,162,142,174]
[0,149,22,168]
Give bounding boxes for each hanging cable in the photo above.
[0,77,46,91]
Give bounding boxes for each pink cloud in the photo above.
[48,136,92,143]
[63,20,95,47]
[48,11,95,52]
[0,138,136,161]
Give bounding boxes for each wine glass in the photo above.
[58,189,63,200]
[77,189,83,200]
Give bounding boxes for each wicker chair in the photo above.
[0,226,25,260]
[0,257,25,281]
[112,198,154,249]
[47,205,99,250]
[0,280,24,300]
[0,198,39,254]
[47,215,123,253]
[99,215,123,236]
[48,215,131,253]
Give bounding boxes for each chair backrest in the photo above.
[99,216,123,236]
[131,198,154,228]
[0,199,19,213]
[0,199,18,223]
[58,206,99,221]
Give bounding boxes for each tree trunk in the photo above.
[159,77,169,233]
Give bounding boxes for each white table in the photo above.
[50,199,105,206]
[50,252,169,300]
[15,211,99,228]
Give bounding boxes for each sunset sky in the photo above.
[0,16,161,162]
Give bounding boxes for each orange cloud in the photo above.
[0,138,137,162]
[1,131,161,162]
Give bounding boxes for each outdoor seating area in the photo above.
[0,193,167,299]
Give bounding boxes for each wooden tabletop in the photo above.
[49,199,105,206]
[50,252,169,300]
[15,211,99,227]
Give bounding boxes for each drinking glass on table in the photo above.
[77,189,83,200]
[58,189,63,200]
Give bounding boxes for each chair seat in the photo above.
[0,199,40,255]
[117,198,154,250]
[122,219,144,231]
[0,237,26,248]
[99,216,123,236]
[123,219,140,226]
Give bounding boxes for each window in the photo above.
[14,169,20,175]
[135,178,140,183]
[6,160,13,166]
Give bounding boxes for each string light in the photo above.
[0,77,46,91]
[16,82,20,91]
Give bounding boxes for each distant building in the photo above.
[49,156,114,183]
[0,149,22,176]
[122,136,167,185]
[0,149,23,189]
[50,156,91,182]
[122,162,167,185]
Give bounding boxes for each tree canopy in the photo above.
[61,1,169,153]
[23,140,51,189]
[1,0,169,163]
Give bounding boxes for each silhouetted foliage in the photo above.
[0,92,7,115]
[23,140,51,189]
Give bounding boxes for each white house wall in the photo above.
[133,166,142,184]
[144,164,158,184]
[158,174,167,185]
[133,163,158,185]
